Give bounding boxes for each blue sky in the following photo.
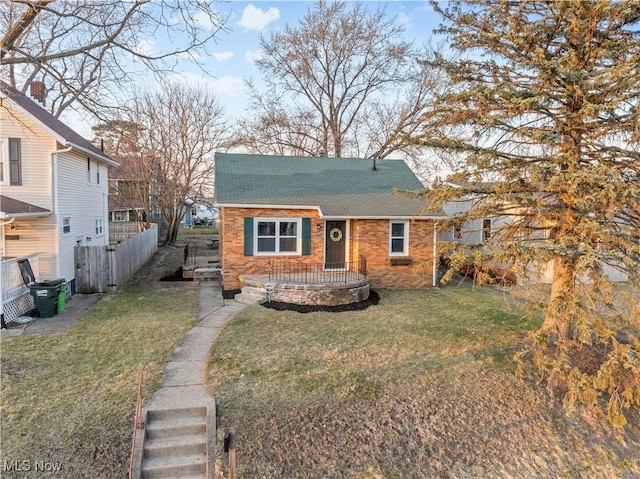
[155,1,442,121]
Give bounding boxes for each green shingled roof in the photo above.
[215,153,445,218]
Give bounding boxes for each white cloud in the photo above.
[213,51,235,62]
[135,38,156,57]
[193,10,221,30]
[396,11,412,30]
[159,72,245,99]
[244,49,262,64]
[238,4,280,31]
[211,76,246,98]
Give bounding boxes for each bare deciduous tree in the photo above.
[99,82,231,245]
[1,0,226,119]
[93,119,157,228]
[237,0,442,160]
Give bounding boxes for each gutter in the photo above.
[65,141,119,167]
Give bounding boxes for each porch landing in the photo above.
[237,274,370,306]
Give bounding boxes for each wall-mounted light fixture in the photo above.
[316,223,322,231]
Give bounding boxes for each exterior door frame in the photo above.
[323,219,349,270]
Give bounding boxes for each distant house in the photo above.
[439,181,628,283]
[1,81,117,321]
[214,153,445,295]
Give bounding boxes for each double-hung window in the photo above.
[255,218,300,254]
[389,220,409,256]
[482,218,492,242]
[95,218,104,236]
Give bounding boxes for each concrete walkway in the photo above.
[0,292,104,338]
[144,280,246,411]
[133,279,246,478]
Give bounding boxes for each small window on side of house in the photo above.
[95,218,104,236]
[62,217,72,235]
[87,158,91,183]
[482,218,492,242]
[96,162,100,184]
[389,220,409,256]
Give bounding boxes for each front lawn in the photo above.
[0,283,198,478]
[206,285,640,478]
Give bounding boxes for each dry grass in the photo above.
[206,285,640,479]
[0,242,199,478]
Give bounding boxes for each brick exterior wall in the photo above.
[220,206,436,290]
[220,207,324,290]
[351,219,436,288]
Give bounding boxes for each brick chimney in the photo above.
[29,81,46,105]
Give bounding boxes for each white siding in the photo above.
[3,218,57,279]
[56,151,110,282]
[1,103,55,209]
[1,99,111,284]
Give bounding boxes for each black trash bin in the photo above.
[17,259,65,318]
[29,280,65,318]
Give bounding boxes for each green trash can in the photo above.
[28,279,64,318]
[57,283,67,313]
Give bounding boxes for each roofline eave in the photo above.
[216,202,445,220]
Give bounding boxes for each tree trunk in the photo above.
[542,256,576,341]
[163,216,180,246]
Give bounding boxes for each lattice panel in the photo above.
[3,293,35,323]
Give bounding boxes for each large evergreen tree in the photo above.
[422,0,640,426]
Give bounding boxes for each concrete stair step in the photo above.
[144,433,207,458]
[148,406,207,421]
[194,268,221,281]
[145,414,206,439]
[141,454,206,478]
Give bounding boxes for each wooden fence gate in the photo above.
[75,224,158,293]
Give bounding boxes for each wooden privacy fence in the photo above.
[75,224,158,293]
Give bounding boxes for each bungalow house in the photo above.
[214,153,445,301]
[1,81,117,322]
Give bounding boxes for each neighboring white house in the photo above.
[1,81,118,322]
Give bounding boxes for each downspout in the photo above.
[52,147,73,278]
[433,222,438,287]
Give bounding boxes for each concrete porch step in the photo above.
[193,267,221,281]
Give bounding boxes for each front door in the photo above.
[325,220,346,269]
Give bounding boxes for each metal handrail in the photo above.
[268,255,367,284]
